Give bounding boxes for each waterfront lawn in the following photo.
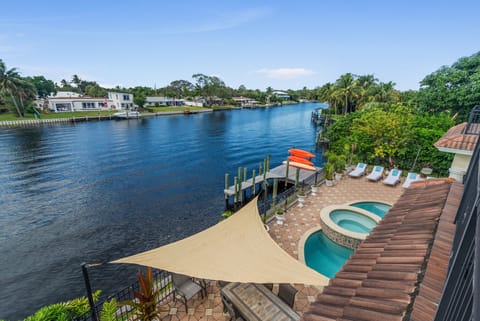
[0,110,117,121]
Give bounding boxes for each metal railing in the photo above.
[433,132,479,321]
[80,268,174,321]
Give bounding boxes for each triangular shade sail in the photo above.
[111,197,329,285]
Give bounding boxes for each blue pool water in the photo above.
[304,231,354,278]
[330,210,376,233]
[350,202,391,218]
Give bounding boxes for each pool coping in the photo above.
[320,205,381,247]
[347,199,394,208]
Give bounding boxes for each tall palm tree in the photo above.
[356,74,377,108]
[0,59,29,117]
[334,73,360,114]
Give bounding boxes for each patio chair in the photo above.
[349,162,367,178]
[222,295,244,321]
[402,172,422,188]
[383,169,402,186]
[366,165,384,182]
[278,283,298,308]
[171,273,204,312]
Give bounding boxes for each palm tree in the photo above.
[334,73,360,115]
[356,74,377,108]
[0,59,30,117]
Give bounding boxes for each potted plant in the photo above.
[324,162,335,187]
[275,209,285,224]
[297,189,306,207]
[335,155,346,180]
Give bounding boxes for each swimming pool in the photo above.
[304,230,354,278]
[330,210,377,233]
[350,201,391,218]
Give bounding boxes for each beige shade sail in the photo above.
[111,197,329,286]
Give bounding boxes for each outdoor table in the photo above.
[221,282,300,321]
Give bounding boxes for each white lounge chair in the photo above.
[349,162,367,178]
[383,169,402,186]
[367,165,384,181]
[402,172,422,188]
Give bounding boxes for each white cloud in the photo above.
[255,68,316,79]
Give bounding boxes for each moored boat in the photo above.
[112,110,141,119]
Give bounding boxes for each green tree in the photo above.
[26,75,56,98]
[417,51,480,122]
[0,59,36,117]
[169,79,194,98]
[84,83,107,97]
[134,93,146,108]
[351,104,413,164]
[334,73,360,115]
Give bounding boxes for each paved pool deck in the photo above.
[159,175,405,321]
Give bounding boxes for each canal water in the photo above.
[0,103,324,319]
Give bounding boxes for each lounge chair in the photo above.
[349,163,367,178]
[383,169,402,186]
[366,166,384,181]
[402,172,422,188]
[172,273,205,311]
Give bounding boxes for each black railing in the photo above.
[434,132,479,321]
[80,269,174,321]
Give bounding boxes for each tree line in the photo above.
[1,51,479,121]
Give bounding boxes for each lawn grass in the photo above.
[0,110,117,121]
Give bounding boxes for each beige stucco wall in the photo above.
[449,154,472,181]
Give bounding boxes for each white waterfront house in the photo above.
[145,96,185,107]
[108,92,134,110]
[232,96,259,107]
[272,91,290,100]
[46,91,135,112]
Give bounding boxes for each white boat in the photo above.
[112,110,141,119]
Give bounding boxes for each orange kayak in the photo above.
[288,148,315,159]
[288,155,314,166]
[283,160,316,171]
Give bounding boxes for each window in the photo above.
[123,94,130,101]
[82,102,96,109]
[55,103,72,111]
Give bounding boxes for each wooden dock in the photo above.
[224,164,320,196]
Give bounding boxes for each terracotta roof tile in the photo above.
[302,181,463,321]
[434,122,479,151]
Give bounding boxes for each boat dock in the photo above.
[224,164,320,196]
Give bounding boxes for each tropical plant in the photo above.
[334,155,347,174]
[0,59,37,117]
[99,298,118,321]
[23,290,101,321]
[324,162,335,181]
[119,267,166,321]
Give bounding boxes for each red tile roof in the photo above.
[434,122,479,152]
[302,181,463,321]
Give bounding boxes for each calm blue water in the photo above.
[0,103,324,320]
[350,202,391,218]
[304,231,353,278]
[330,210,376,233]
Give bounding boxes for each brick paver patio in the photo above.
[160,175,404,321]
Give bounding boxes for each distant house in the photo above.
[232,96,259,107]
[435,106,480,181]
[272,91,290,100]
[108,92,134,110]
[145,96,185,107]
[46,91,134,112]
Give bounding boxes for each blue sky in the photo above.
[1,0,479,91]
